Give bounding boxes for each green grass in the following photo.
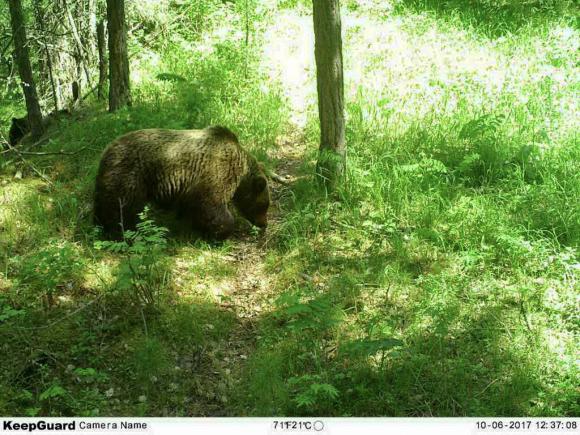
[393,0,576,37]
[0,0,578,417]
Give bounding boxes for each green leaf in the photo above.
[341,338,404,357]
[0,306,25,322]
[25,407,41,417]
[73,367,97,379]
[284,303,312,315]
[39,385,67,401]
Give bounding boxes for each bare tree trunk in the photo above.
[54,49,63,109]
[97,20,107,100]
[312,0,346,191]
[107,0,131,112]
[8,0,44,139]
[74,55,82,100]
[34,1,59,113]
[72,81,79,103]
[87,0,98,60]
[44,43,59,113]
[63,0,92,91]
[33,4,47,100]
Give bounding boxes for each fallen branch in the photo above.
[0,143,87,156]
[0,34,14,58]
[265,169,291,186]
[0,133,53,186]
[81,83,99,101]
[11,146,88,156]
[0,127,64,155]
[15,295,102,331]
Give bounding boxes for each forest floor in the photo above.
[196,136,301,415]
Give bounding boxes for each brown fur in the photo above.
[94,126,270,239]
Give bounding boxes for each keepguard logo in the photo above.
[2,421,76,431]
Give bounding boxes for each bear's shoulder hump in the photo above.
[205,126,239,144]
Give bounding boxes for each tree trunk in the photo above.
[88,0,98,60]
[312,0,345,191]
[32,3,47,99]
[97,20,107,100]
[34,1,59,113]
[63,0,92,92]
[44,42,59,113]
[107,0,131,112]
[8,0,44,139]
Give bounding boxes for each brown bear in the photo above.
[7,109,71,146]
[8,116,29,146]
[93,126,270,239]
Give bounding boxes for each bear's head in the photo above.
[233,165,270,229]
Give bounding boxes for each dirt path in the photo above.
[185,12,316,414]
[189,134,304,415]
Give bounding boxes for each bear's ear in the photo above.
[253,176,267,193]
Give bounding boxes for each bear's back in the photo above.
[99,127,249,203]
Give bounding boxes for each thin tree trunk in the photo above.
[45,44,59,113]
[32,2,47,100]
[72,49,82,100]
[34,1,59,113]
[54,49,63,109]
[8,0,44,139]
[88,0,98,60]
[63,0,93,90]
[72,81,79,103]
[97,20,107,100]
[107,0,131,112]
[312,0,346,191]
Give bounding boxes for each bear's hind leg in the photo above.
[94,190,122,237]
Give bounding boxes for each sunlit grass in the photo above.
[240,4,579,417]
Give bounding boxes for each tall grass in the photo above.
[393,0,577,36]
[236,4,579,416]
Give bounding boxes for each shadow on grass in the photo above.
[335,302,549,416]
[0,244,247,416]
[234,181,578,416]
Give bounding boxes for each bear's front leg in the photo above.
[197,202,235,240]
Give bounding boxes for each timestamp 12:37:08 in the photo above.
[476,420,577,431]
